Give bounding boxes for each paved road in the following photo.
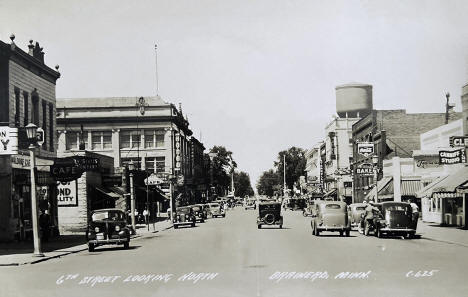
[1,208,468,297]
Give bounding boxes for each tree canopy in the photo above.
[274,146,306,191]
[256,169,279,197]
[234,171,255,197]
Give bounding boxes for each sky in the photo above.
[1,0,468,186]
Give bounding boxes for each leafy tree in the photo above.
[209,146,237,195]
[256,169,279,197]
[274,147,306,192]
[234,171,255,197]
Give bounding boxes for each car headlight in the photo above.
[94,227,100,233]
[185,214,188,218]
[115,225,120,232]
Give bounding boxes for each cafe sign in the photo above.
[357,142,374,157]
[439,149,466,165]
[356,163,375,176]
[50,156,100,182]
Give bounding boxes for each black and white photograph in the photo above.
[1,1,468,296]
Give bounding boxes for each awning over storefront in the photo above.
[401,180,423,196]
[416,166,468,198]
[94,186,121,199]
[364,177,392,201]
[365,177,423,201]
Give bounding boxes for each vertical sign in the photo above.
[57,181,78,206]
[0,127,18,155]
[175,133,181,170]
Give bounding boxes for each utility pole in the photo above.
[283,154,286,197]
[445,92,450,124]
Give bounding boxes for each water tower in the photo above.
[335,83,373,118]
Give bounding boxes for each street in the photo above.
[1,208,468,297]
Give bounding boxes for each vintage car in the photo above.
[173,206,196,228]
[86,208,131,252]
[311,201,351,236]
[208,203,225,218]
[191,204,206,223]
[349,203,367,227]
[244,199,257,210]
[257,202,283,229]
[375,202,417,238]
[287,198,307,211]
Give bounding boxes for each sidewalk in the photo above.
[417,220,468,247]
[0,219,172,266]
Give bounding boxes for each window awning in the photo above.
[364,177,393,201]
[416,166,468,198]
[94,186,121,199]
[401,180,422,196]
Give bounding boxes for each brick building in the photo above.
[352,109,462,203]
[0,36,60,241]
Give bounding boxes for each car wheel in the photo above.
[316,229,320,236]
[124,241,129,249]
[302,210,307,217]
[174,225,178,229]
[376,228,382,238]
[258,225,262,229]
[222,214,226,218]
[191,223,195,227]
[346,230,350,237]
[201,219,205,223]
[339,231,343,237]
[88,243,95,252]
[279,225,283,229]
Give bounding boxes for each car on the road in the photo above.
[173,206,196,228]
[311,201,350,236]
[208,203,225,218]
[349,203,367,227]
[257,202,283,229]
[190,204,206,223]
[244,199,257,210]
[286,198,307,211]
[374,202,417,239]
[86,208,131,252]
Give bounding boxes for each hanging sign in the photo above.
[356,163,375,176]
[450,136,468,147]
[0,127,18,155]
[439,149,466,165]
[144,173,165,185]
[50,156,100,182]
[357,142,374,157]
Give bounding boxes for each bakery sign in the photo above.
[356,163,375,176]
[357,142,374,157]
[439,149,466,165]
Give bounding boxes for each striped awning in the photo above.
[416,166,468,198]
[401,180,422,196]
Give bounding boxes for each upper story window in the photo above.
[23,91,29,126]
[144,130,165,148]
[120,130,140,149]
[66,131,89,150]
[14,88,20,127]
[92,131,112,150]
[145,156,166,173]
[31,93,39,126]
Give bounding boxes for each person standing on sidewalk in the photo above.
[408,199,419,230]
[143,209,149,224]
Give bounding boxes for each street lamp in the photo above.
[372,155,379,203]
[25,123,44,257]
[128,160,136,234]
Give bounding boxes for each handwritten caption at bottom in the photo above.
[56,272,219,287]
[268,271,371,283]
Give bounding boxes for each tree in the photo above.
[274,147,306,192]
[234,171,255,197]
[256,169,279,197]
[209,146,237,195]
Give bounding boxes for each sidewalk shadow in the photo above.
[0,235,86,256]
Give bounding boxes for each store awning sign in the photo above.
[439,149,466,165]
[357,142,374,157]
[0,126,18,155]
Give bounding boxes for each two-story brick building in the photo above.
[0,36,60,241]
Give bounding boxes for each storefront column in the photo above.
[393,157,402,202]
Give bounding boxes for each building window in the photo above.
[144,130,154,148]
[120,130,140,149]
[91,131,112,150]
[23,92,29,126]
[156,156,165,172]
[145,157,166,173]
[122,157,141,170]
[66,132,78,150]
[14,88,20,127]
[144,130,165,148]
[31,94,39,126]
[49,104,54,151]
[344,182,352,188]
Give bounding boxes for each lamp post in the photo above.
[128,160,136,233]
[25,123,44,257]
[372,155,379,203]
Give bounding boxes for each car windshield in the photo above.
[92,211,125,221]
[356,206,366,211]
[192,206,201,211]
[210,204,220,208]
[325,204,342,209]
[177,208,191,214]
[385,205,410,212]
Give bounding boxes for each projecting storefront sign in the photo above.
[57,181,78,207]
[144,173,165,185]
[0,127,18,155]
[357,142,374,157]
[439,149,466,165]
[50,156,100,182]
[449,136,468,147]
[356,163,374,176]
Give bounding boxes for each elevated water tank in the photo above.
[335,83,373,118]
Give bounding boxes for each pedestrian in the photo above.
[39,210,50,242]
[143,208,149,224]
[408,199,419,229]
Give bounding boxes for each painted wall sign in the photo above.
[439,149,466,165]
[57,181,78,207]
[0,127,18,155]
[414,154,440,168]
[357,142,374,157]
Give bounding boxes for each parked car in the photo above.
[208,203,225,218]
[244,199,257,210]
[201,204,210,219]
[311,201,350,236]
[257,202,283,229]
[191,204,206,223]
[375,202,417,239]
[349,203,367,227]
[86,208,131,252]
[173,206,196,228]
